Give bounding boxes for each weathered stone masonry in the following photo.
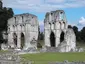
[7,13,39,50]
[44,10,76,52]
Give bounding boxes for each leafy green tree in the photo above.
[0,7,14,47]
[0,7,14,30]
[39,32,44,40]
[80,27,85,42]
[72,26,79,41]
[68,25,72,28]
[73,26,78,34]
[77,31,82,42]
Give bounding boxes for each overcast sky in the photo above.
[2,0,85,32]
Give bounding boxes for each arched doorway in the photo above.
[50,31,55,47]
[21,33,25,49]
[13,33,17,46]
[60,31,64,42]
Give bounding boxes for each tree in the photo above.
[72,26,79,41]
[0,7,14,46]
[68,25,72,28]
[0,7,14,30]
[39,32,44,40]
[80,27,85,42]
[73,26,78,34]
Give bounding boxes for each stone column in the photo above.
[44,30,50,47]
[55,21,61,47]
[17,32,21,49]
[55,30,60,47]
[23,24,31,50]
[8,32,14,48]
[24,32,30,50]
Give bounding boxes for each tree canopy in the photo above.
[0,7,14,30]
[0,7,14,46]
[68,25,85,43]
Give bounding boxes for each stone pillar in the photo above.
[23,24,31,50]
[17,32,21,49]
[24,32,30,50]
[44,30,50,47]
[8,32,14,48]
[55,30,60,47]
[55,21,61,47]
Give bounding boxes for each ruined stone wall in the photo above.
[44,10,76,52]
[7,13,39,50]
[44,10,68,47]
[0,51,32,64]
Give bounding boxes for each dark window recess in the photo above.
[53,22,54,24]
[60,31,65,42]
[22,16,24,22]
[49,23,51,25]
[60,12,63,14]
[50,31,55,47]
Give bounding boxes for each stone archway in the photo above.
[60,31,65,42]
[21,33,25,49]
[50,31,55,47]
[13,33,17,47]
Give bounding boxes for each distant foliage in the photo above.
[38,31,44,48]
[72,26,79,41]
[80,27,85,42]
[39,32,44,40]
[0,7,14,30]
[68,25,85,43]
[0,7,14,48]
[68,25,72,28]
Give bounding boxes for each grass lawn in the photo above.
[20,52,85,64]
[0,50,8,53]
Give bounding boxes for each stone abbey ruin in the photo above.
[0,1,85,64]
[0,0,77,52]
[1,10,76,52]
[44,10,76,52]
[7,13,39,50]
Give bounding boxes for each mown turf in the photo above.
[20,52,85,64]
[0,50,8,53]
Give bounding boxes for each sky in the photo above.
[2,0,85,32]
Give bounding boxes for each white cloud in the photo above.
[76,17,85,31]
[2,0,85,13]
[79,17,85,26]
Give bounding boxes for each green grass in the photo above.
[1,41,85,64]
[20,52,85,64]
[0,50,8,53]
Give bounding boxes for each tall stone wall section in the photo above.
[7,13,39,50]
[44,10,76,52]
